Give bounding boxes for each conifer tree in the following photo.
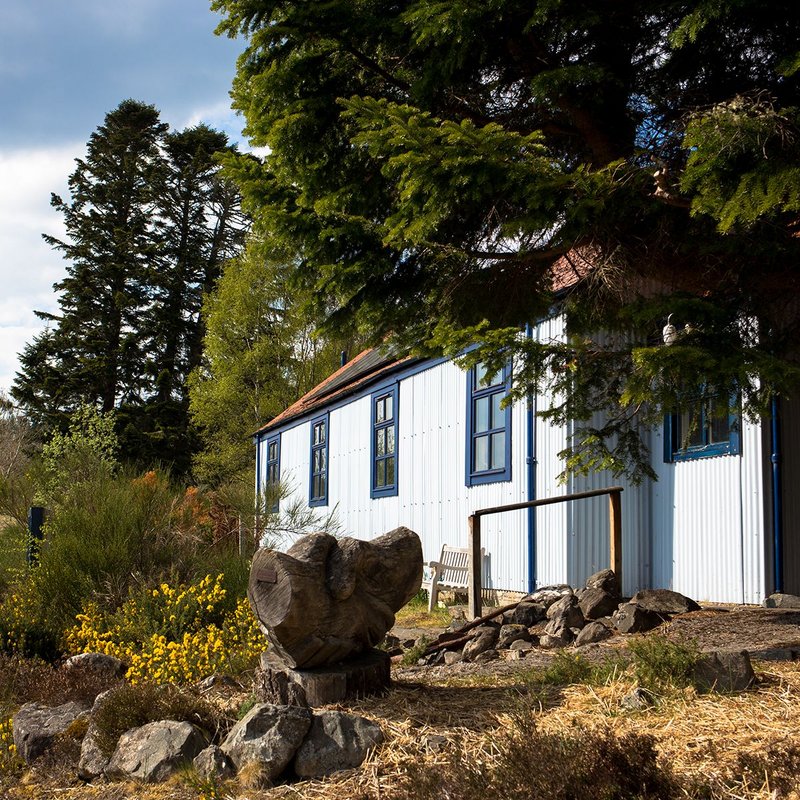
[214,0,800,478]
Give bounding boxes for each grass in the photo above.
[394,590,452,629]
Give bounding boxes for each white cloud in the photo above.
[0,143,78,390]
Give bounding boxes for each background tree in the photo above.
[189,238,351,486]
[12,102,247,475]
[213,0,800,478]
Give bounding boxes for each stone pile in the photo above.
[413,569,704,666]
[11,653,383,787]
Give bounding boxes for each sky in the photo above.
[0,0,250,394]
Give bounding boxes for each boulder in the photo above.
[545,594,584,637]
[462,626,499,661]
[473,649,499,663]
[630,589,700,615]
[539,634,567,649]
[584,569,621,596]
[620,687,655,711]
[78,690,114,781]
[64,652,127,681]
[497,624,530,649]
[693,650,755,693]
[248,528,423,669]
[612,603,665,634]
[13,701,88,763]
[293,712,383,778]
[575,621,614,647]
[193,745,236,781]
[105,720,205,783]
[763,593,800,609]
[579,587,621,620]
[507,601,546,627]
[524,585,572,610]
[509,639,536,653]
[220,703,311,783]
[443,651,463,665]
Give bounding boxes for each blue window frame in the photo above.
[265,434,280,511]
[665,395,741,462]
[466,362,512,485]
[309,414,328,506]
[371,384,399,498]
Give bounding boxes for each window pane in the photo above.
[375,398,385,423]
[680,409,704,448]
[385,456,395,486]
[312,476,321,499]
[476,362,501,388]
[320,450,326,470]
[387,425,395,454]
[376,428,386,456]
[474,397,489,432]
[491,392,504,429]
[269,442,277,460]
[376,459,386,487]
[385,395,393,420]
[319,474,326,497]
[709,410,731,444]
[313,451,321,472]
[491,431,506,469]
[474,435,489,472]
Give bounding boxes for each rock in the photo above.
[612,603,665,634]
[248,528,423,669]
[78,690,114,781]
[575,621,614,647]
[64,652,127,681]
[502,649,523,661]
[421,734,448,754]
[497,624,530,649]
[509,601,546,627]
[13,701,88,763]
[545,594,584,637]
[443,651,463,665]
[620,687,655,711]
[525,585,572,610]
[630,589,701,615]
[196,674,240,691]
[221,703,312,783]
[462,626,499,661]
[509,639,535,652]
[693,650,755,693]
[584,569,621,596]
[539,634,567,649]
[193,746,236,781]
[473,649,499,663]
[763,593,800,609]
[105,720,205,783]
[293,711,383,778]
[579,587,621,620]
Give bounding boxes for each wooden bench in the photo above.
[422,545,486,612]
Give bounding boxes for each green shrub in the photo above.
[525,651,628,688]
[90,683,226,758]
[627,634,700,692]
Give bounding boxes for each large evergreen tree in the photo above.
[13,102,247,474]
[213,0,800,477]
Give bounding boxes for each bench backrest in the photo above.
[437,545,485,587]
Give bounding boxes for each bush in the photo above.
[90,683,225,758]
[627,634,700,692]
[0,587,61,662]
[65,574,266,684]
[402,708,675,800]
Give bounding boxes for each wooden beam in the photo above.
[608,490,622,585]
[468,514,482,619]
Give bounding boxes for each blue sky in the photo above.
[0,0,249,392]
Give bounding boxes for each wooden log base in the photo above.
[255,649,391,707]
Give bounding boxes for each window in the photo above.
[309,414,328,506]
[466,362,511,485]
[665,395,741,461]
[371,384,398,498]
[265,434,280,511]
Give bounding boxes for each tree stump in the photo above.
[255,650,391,707]
[248,527,422,669]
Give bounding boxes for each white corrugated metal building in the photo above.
[255,314,793,606]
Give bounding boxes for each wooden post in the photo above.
[468,514,482,620]
[608,490,622,585]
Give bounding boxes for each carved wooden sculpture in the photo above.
[248,527,423,669]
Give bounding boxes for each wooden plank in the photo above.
[468,514,482,619]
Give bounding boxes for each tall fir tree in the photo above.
[13,102,247,475]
